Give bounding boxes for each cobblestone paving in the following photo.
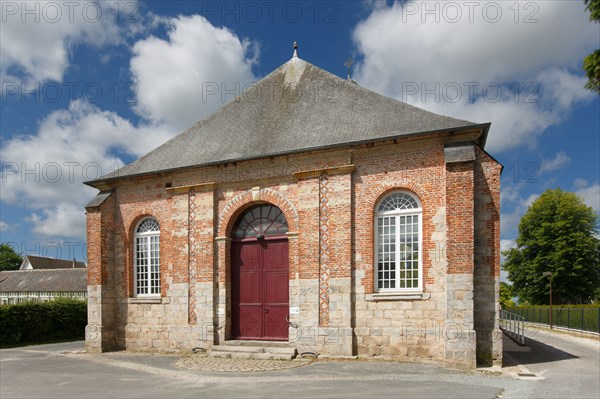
[176,353,311,372]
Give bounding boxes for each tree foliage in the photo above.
[0,243,22,271]
[503,189,600,304]
[584,0,600,94]
[585,0,600,21]
[499,282,515,308]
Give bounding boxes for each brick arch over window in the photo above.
[367,182,429,217]
[374,191,423,292]
[361,182,432,294]
[128,213,162,237]
[218,188,299,237]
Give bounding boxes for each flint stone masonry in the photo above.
[84,56,501,369]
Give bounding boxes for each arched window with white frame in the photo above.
[134,217,160,296]
[375,191,422,292]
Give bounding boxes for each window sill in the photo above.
[128,297,166,304]
[366,292,430,301]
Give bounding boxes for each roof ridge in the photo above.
[86,56,487,186]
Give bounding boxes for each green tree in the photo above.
[499,282,515,308]
[503,188,600,304]
[584,0,600,94]
[0,243,23,271]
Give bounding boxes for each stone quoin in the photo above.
[84,52,502,369]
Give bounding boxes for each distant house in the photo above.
[20,255,86,270]
[1,256,87,304]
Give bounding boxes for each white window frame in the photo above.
[134,218,161,297]
[374,191,423,293]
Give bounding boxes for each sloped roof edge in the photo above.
[85,123,490,188]
[85,57,490,187]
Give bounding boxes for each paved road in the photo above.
[0,330,598,399]
[502,328,600,399]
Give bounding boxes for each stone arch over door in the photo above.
[230,204,290,340]
[218,188,299,237]
[214,188,299,343]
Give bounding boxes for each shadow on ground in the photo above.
[502,333,578,367]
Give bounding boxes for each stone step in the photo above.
[209,341,297,360]
[213,345,296,354]
[208,350,296,360]
[218,340,293,348]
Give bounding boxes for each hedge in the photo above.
[0,300,87,345]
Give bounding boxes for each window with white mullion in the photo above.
[398,214,420,289]
[149,235,160,295]
[377,216,397,290]
[134,218,160,297]
[375,192,422,293]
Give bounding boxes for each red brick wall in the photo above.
[87,193,116,287]
[86,132,501,364]
[88,136,461,300]
[86,209,102,286]
[445,161,475,275]
[353,139,446,293]
[474,147,502,277]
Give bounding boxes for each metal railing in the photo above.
[500,309,526,345]
[507,307,600,334]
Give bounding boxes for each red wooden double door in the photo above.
[231,205,289,341]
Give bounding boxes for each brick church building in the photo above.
[85,51,502,369]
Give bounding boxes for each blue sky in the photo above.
[1,1,598,278]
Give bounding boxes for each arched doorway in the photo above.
[231,204,289,341]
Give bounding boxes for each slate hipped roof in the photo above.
[87,56,489,186]
[0,269,87,292]
[20,255,86,270]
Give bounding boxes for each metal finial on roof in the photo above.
[293,41,298,58]
[345,58,354,81]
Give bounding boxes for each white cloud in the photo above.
[574,178,589,190]
[0,221,9,232]
[0,100,175,238]
[500,239,516,281]
[130,14,259,131]
[0,1,127,85]
[501,239,517,252]
[500,269,510,283]
[576,184,600,212]
[26,203,86,239]
[540,151,571,174]
[1,13,263,241]
[501,185,521,204]
[501,208,523,240]
[520,193,540,208]
[500,185,540,238]
[352,1,598,153]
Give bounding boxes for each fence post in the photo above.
[581,307,584,331]
[520,312,524,340]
